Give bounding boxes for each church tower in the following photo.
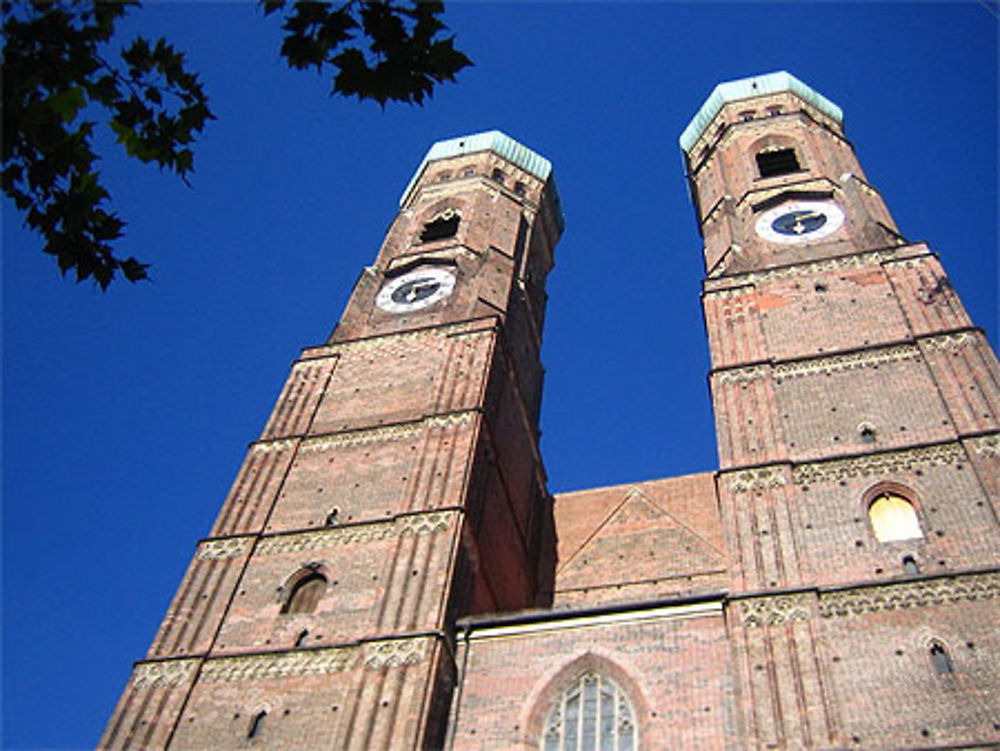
[99,132,563,750]
[101,74,1000,751]
[684,72,1000,749]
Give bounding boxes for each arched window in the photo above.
[541,672,636,751]
[930,642,953,675]
[869,492,923,542]
[282,572,326,614]
[419,210,460,242]
[756,146,800,177]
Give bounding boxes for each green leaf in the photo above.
[47,87,87,122]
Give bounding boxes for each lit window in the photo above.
[282,572,326,615]
[756,147,800,178]
[420,210,460,243]
[930,643,953,675]
[541,672,636,751]
[869,493,923,542]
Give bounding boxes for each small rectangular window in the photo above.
[756,148,800,178]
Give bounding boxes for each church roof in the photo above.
[400,130,564,231]
[679,71,844,153]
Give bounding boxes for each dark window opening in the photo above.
[295,629,310,647]
[420,213,460,243]
[514,181,527,196]
[902,555,919,574]
[756,148,801,178]
[859,423,876,442]
[930,643,953,675]
[282,572,326,615]
[248,710,266,739]
[491,168,505,185]
[326,508,340,526]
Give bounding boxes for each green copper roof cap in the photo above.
[679,71,844,153]
[400,130,564,232]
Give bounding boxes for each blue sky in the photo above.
[2,3,997,748]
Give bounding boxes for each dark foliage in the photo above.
[2,1,213,288]
[262,0,471,106]
[2,0,470,289]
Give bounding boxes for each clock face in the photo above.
[755,200,845,244]
[375,267,456,313]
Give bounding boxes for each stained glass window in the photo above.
[542,672,636,751]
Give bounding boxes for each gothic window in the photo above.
[282,572,326,615]
[929,642,953,675]
[541,672,636,751]
[868,492,923,543]
[756,147,800,178]
[902,555,919,574]
[248,710,267,739]
[420,210,460,242]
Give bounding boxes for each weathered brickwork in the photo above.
[450,606,735,751]
[103,80,999,751]
[551,475,728,608]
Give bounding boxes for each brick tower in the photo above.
[101,74,1000,751]
[99,131,564,750]
[684,72,1000,749]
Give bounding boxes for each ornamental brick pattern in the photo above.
[102,79,1000,751]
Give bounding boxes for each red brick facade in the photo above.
[101,77,1000,750]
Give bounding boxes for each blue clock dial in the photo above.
[772,210,827,236]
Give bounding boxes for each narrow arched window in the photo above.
[902,555,919,574]
[756,146,800,177]
[420,211,460,242]
[248,710,266,738]
[282,572,326,614]
[930,643,953,675]
[541,672,636,751]
[869,493,923,542]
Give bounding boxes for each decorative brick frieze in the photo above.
[200,646,359,681]
[362,636,432,670]
[772,343,920,379]
[300,409,477,452]
[792,442,966,485]
[196,536,253,560]
[818,572,1000,618]
[726,466,788,493]
[739,592,812,627]
[323,319,487,358]
[249,437,298,453]
[256,510,459,555]
[970,433,1000,456]
[716,365,768,384]
[707,246,912,289]
[921,331,977,351]
[132,658,200,690]
[301,421,423,451]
